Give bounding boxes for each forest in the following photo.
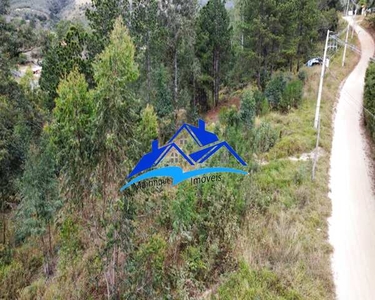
[0,0,356,299]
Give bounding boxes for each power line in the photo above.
[326,68,375,121]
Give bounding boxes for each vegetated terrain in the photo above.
[8,0,89,22]
[0,0,361,299]
[363,13,375,146]
[217,22,361,299]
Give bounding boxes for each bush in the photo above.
[253,89,266,115]
[364,63,375,141]
[240,90,256,129]
[18,53,28,65]
[215,261,302,299]
[280,80,303,112]
[253,122,279,153]
[219,105,240,128]
[265,73,287,109]
[367,14,375,29]
[298,70,307,83]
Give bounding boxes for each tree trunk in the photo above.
[173,44,178,107]
[213,48,220,107]
[48,222,52,256]
[146,31,151,103]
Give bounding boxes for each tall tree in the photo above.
[86,0,124,38]
[16,137,61,275]
[49,68,94,203]
[294,0,320,70]
[151,64,173,118]
[159,0,196,106]
[131,0,165,102]
[91,17,139,298]
[240,0,283,88]
[196,0,231,107]
[92,17,139,186]
[40,24,92,109]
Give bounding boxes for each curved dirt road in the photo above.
[329,17,375,300]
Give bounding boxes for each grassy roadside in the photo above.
[212,21,361,299]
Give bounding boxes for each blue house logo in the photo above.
[121,119,247,191]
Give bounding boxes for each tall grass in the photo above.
[214,21,361,300]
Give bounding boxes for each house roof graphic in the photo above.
[127,119,247,179]
[127,140,194,178]
[189,141,247,165]
[168,119,219,147]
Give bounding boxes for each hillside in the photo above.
[1,0,361,299]
[8,0,89,22]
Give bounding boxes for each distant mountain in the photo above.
[9,0,90,22]
[8,0,233,24]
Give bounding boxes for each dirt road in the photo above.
[329,17,375,300]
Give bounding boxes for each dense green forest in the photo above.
[0,0,361,298]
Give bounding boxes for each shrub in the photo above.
[280,80,303,112]
[364,63,375,141]
[240,90,256,129]
[265,73,287,109]
[18,53,28,65]
[219,105,240,128]
[298,70,307,83]
[253,122,279,153]
[367,14,375,29]
[253,89,266,115]
[215,261,302,299]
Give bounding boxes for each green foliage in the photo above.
[280,80,304,112]
[364,63,375,141]
[215,261,302,300]
[49,68,94,201]
[58,217,83,268]
[240,89,256,129]
[0,244,43,299]
[16,138,61,242]
[40,24,92,109]
[0,71,42,205]
[253,122,279,153]
[137,104,159,154]
[196,0,232,108]
[183,246,207,281]
[151,64,173,118]
[219,105,240,128]
[92,17,139,183]
[86,0,123,43]
[367,14,375,29]
[125,234,168,299]
[0,1,343,298]
[298,70,307,83]
[171,184,198,236]
[253,89,266,115]
[0,0,9,15]
[265,73,287,109]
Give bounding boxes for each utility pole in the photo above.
[342,24,350,66]
[314,30,330,129]
[351,15,355,39]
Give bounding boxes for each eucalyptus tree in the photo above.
[49,68,94,204]
[16,137,61,275]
